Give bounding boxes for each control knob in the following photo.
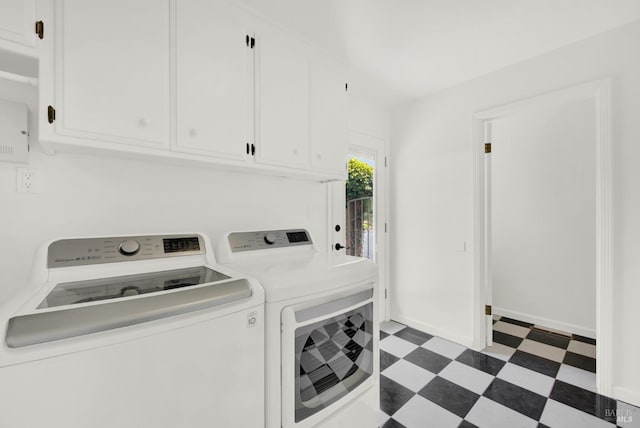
[118,239,141,256]
[263,233,277,245]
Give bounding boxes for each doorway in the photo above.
[472,79,612,395]
[331,131,388,322]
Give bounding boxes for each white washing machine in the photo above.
[216,228,379,428]
[0,233,265,428]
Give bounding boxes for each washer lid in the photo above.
[224,253,377,302]
[38,266,230,309]
[6,276,252,348]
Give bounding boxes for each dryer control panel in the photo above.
[228,229,312,252]
[47,234,205,268]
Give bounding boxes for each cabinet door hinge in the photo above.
[47,105,56,124]
[485,305,492,315]
[485,143,492,154]
[35,21,44,39]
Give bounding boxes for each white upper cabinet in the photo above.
[50,0,170,148]
[37,0,348,181]
[255,28,309,170]
[309,60,347,176]
[0,0,37,53]
[175,0,252,161]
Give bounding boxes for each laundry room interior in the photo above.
[1,1,640,427]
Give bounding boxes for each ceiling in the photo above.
[237,0,640,105]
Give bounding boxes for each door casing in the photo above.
[471,79,613,396]
[330,131,389,322]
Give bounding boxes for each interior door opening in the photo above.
[475,81,612,394]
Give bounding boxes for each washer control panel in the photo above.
[228,229,312,252]
[47,234,205,268]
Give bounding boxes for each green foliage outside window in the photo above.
[346,158,373,201]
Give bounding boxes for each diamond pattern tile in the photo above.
[379,317,639,427]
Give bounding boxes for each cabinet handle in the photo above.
[251,144,255,156]
[246,143,250,155]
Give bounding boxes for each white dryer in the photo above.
[0,233,265,428]
[216,229,379,428]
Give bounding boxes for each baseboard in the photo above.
[391,313,474,348]
[494,307,596,339]
[613,386,640,408]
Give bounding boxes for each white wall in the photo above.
[0,82,390,307]
[390,21,640,405]
[491,99,596,337]
[348,93,390,138]
[0,147,329,303]
[0,79,331,305]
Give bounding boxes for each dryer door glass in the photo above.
[294,302,373,422]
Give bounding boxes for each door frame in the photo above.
[471,79,613,395]
[329,130,389,322]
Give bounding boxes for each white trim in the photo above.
[594,79,614,398]
[613,387,640,408]
[392,315,474,349]
[493,307,596,339]
[471,79,613,396]
[484,122,493,347]
[0,71,38,87]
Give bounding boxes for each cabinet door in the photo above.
[0,0,36,49]
[309,61,348,176]
[255,30,309,170]
[175,0,252,161]
[56,0,170,148]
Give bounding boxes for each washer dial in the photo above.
[118,240,141,256]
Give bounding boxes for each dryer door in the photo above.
[281,286,375,427]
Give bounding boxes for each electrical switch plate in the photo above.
[17,168,40,193]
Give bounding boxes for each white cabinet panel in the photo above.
[175,0,252,161]
[37,0,348,181]
[0,0,36,48]
[255,31,309,170]
[309,61,347,176]
[57,0,170,148]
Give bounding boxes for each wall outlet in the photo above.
[17,168,41,193]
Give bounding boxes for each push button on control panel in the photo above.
[118,240,141,256]
[263,233,277,245]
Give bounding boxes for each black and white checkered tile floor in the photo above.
[379,318,639,428]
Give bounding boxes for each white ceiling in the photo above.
[237,0,640,105]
